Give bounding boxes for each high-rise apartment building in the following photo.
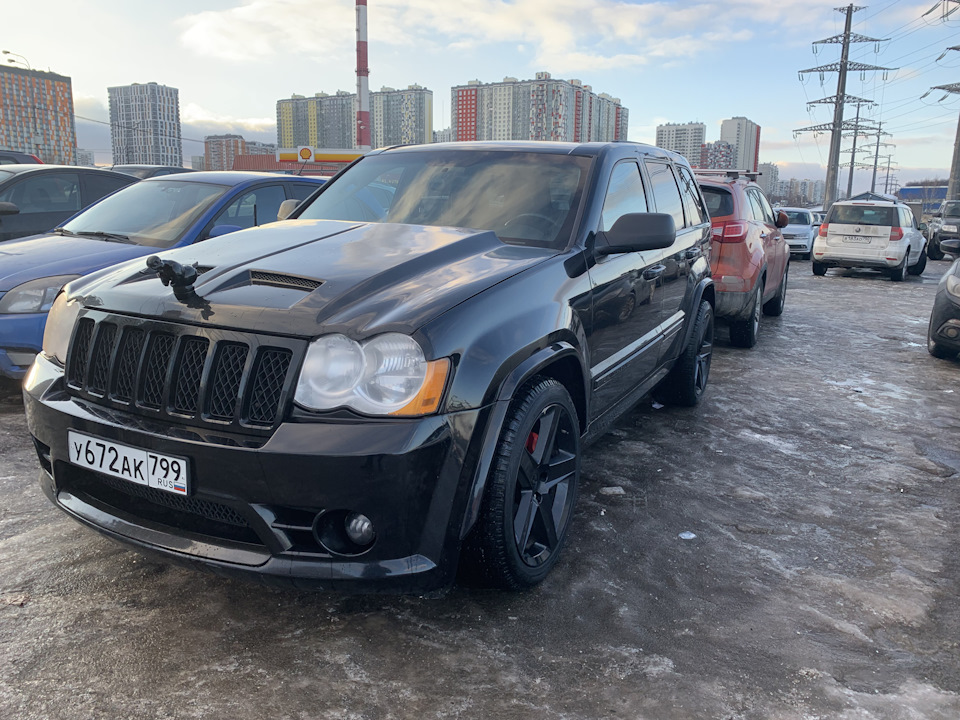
[190,155,206,171]
[278,85,431,150]
[757,162,779,196]
[108,82,182,166]
[75,149,96,167]
[656,122,706,166]
[700,140,735,169]
[720,116,760,172]
[245,140,276,156]
[370,85,432,147]
[0,66,77,164]
[204,134,245,171]
[451,72,628,143]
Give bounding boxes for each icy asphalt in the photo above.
[1,257,958,720]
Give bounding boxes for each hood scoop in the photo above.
[248,270,323,291]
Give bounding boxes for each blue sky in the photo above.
[6,0,959,189]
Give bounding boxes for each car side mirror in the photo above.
[595,213,676,256]
[775,211,789,229]
[277,198,300,221]
[208,224,242,239]
[941,238,960,254]
[918,222,927,232]
[0,201,19,216]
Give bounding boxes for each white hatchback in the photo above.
[812,200,928,281]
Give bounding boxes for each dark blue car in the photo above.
[0,171,325,379]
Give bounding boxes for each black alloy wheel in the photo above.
[655,299,714,407]
[461,377,580,589]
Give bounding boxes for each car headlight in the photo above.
[41,291,82,366]
[947,271,960,299]
[294,333,450,416]
[0,275,81,314]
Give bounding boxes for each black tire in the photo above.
[729,281,762,348]
[928,330,956,359]
[889,254,907,282]
[812,261,827,276]
[908,249,927,276]
[656,300,714,407]
[460,377,580,589]
[763,263,788,317]
[928,235,945,261]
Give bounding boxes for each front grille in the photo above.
[66,311,304,435]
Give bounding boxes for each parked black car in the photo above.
[927,200,960,261]
[928,238,960,359]
[0,165,137,241]
[0,150,42,164]
[24,141,715,592]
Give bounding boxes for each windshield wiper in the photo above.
[53,227,80,237]
[73,230,133,244]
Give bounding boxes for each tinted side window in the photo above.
[676,166,706,227]
[700,186,734,218]
[754,189,776,224]
[288,183,321,202]
[0,173,80,214]
[644,161,684,230]
[600,161,647,232]
[84,174,132,202]
[212,185,287,230]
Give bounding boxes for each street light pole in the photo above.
[1,50,32,70]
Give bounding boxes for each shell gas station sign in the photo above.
[277,147,364,164]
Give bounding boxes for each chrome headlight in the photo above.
[947,268,960,299]
[294,333,449,416]
[41,292,82,366]
[0,275,80,314]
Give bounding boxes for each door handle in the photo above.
[760,232,769,239]
[643,265,666,281]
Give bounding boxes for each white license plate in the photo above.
[68,431,190,496]
[842,236,871,244]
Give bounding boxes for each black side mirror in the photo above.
[940,238,960,254]
[595,213,676,256]
[775,211,789,229]
[0,201,19,217]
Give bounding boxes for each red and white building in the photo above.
[451,72,628,143]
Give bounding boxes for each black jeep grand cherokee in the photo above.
[25,141,714,592]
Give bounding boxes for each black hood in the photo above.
[71,220,554,338]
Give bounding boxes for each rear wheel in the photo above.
[730,281,763,348]
[460,377,580,589]
[812,261,827,276]
[908,249,927,276]
[656,300,714,406]
[928,235,945,261]
[889,254,907,282]
[763,263,788,317]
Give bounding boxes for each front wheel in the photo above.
[763,263,788,317]
[655,299,714,407]
[928,235,945,261]
[908,249,927,276]
[460,377,580,589]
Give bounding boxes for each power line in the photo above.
[74,114,205,145]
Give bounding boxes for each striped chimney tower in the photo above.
[355,0,371,150]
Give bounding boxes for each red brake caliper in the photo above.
[525,431,539,454]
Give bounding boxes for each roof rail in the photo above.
[694,169,761,181]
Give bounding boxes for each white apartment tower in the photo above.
[655,122,706,166]
[720,116,760,172]
[108,82,182,166]
[451,73,628,143]
[757,162,779,196]
[370,85,433,147]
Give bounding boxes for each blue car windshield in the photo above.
[297,150,592,249]
[61,180,229,248]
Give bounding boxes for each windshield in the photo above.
[61,180,229,248]
[785,211,811,225]
[827,204,895,226]
[0,169,14,181]
[297,150,592,249]
[943,201,960,217]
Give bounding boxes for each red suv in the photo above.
[696,171,790,347]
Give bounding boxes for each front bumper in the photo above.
[24,354,490,592]
[0,312,46,380]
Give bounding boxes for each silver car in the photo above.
[779,207,818,259]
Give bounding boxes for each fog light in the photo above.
[945,327,960,339]
[345,513,376,546]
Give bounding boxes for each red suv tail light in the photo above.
[712,221,747,243]
[818,223,828,237]
[889,226,904,242]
